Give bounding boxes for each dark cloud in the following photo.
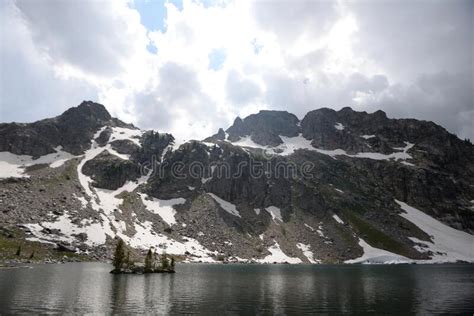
[345,0,473,138]
[256,0,473,139]
[262,71,390,117]
[357,72,474,139]
[14,0,139,76]
[261,68,473,139]
[350,0,473,79]
[0,1,97,123]
[346,73,389,94]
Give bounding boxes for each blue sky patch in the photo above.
[251,38,263,55]
[130,0,183,32]
[208,48,226,71]
[146,42,158,54]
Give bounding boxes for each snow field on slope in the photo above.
[208,193,241,217]
[139,193,186,226]
[396,200,474,263]
[0,147,76,178]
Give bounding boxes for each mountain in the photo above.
[1,101,473,264]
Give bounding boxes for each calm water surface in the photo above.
[0,263,473,314]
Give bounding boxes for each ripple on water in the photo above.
[0,263,473,314]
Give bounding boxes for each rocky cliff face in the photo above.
[1,102,473,264]
[0,101,133,156]
[225,110,300,146]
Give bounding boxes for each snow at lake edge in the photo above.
[396,200,474,263]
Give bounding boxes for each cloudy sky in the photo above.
[0,0,472,141]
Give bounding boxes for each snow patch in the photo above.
[73,194,88,208]
[0,146,77,178]
[109,127,143,146]
[171,137,187,151]
[208,193,241,217]
[228,134,415,164]
[345,238,412,264]
[139,193,186,226]
[24,212,107,246]
[334,122,345,130]
[395,200,474,263]
[121,221,217,262]
[317,224,326,238]
[333,214,344,224]
[360,135,376,139]
[201,176,212,184]
[73,127,154,244]
[254,208,261,215]
[296,243,320,263]
[258,241,302,264]
[265,206,283,223]
[304,223,315,231]
[231,135,264,148]
[313,141,415,161]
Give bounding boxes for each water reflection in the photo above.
[0,263,473,314]
[413,265,474,314]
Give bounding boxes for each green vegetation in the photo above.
[112,238,126,270]
[111,243,176,274]
[342,210,414,258]
[215,254,226,261]
[145,248,153,272]
[160,252,169,270]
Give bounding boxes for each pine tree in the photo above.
[125,251,132,268]
[153,250,158,270]
[170,257,175,270]
[29,251,35,259]
[161,252,169,270]
[112,239,126,271]
[145,248,153,273]
[16,245,21,256]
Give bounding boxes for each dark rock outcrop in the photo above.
[110,140,140,156]
[0,101,131,156]
[226,110,300,146]
[133,131,173,164]
[203,128,226,142]
[82,151,140,190]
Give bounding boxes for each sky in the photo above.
[0,0,472,141]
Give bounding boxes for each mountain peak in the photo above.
[226,110,300,145]
[60,100,111,123]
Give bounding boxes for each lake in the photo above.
[0,263,473,314]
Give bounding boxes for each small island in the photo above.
[110,239,175,274]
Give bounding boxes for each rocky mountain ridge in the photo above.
[1,101,473,264]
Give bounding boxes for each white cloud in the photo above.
[1,0,472,141]
[14,0,146,77]
[0,1,97,121]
